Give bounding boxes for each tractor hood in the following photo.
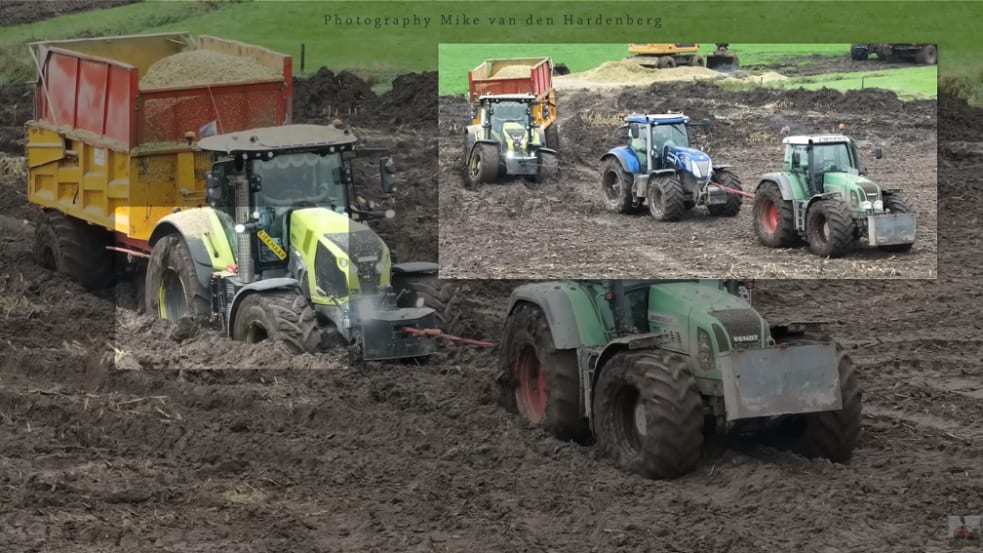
[666,146,713,180]
[822,172,884,210]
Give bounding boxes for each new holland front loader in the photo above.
[25,33,458,360]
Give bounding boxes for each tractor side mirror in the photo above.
[541,104,549,119]
[874,148,883,159]
[380,157,397,194]
[469,105,477,119]
[206,172,223,204]
[791,151,801,166]
[703,119,712,134]
[629,125,639,139]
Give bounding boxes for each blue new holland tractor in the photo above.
[600,113,743,222]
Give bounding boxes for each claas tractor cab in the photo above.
[600,112,743,221]
[465,94,558,185]
[753,134,916,257]
[146,124,445,360]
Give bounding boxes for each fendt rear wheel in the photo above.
[34,211,114,290]
[600,157,639,214]
[392,274,463,337]
[878,194,915,253]
[706,170,742,217]
[806,200,857,258]
[497,303,588,442]
[648,175,686,222]
[592,350,704,479]
[145,234,210,320]
[752,181,797,248]
[467,144,499,187]
[232,292,321,354]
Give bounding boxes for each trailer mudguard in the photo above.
[601,147,641,174]
[757,173,796,200]
[149,208,237,290]
[507,281,608,350]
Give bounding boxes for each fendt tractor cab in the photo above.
[753,134,916,257]
[147,124,443,360]
[466,93,558,185]
[600,113,743,221]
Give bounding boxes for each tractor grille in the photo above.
[710,308,763,350]
[324,230,385,296]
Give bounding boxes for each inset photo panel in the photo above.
[438,43,938,279]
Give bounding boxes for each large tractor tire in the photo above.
[535,150,559,185]
[232,291,321,354]
[659,56,677,69]
[915,44,937,65]
[706,170,742,217]
[753,181,798,248]
[467,143,499,187]
[145,234,210,320]
[592,350,704,479]
[690,55,705,67]
[392,274,463,337]
[648,175,687,222]
[34,211,115,290]
[498,303,588,442]
[778,337,862,462]
[806,200,857,258]
[878,193,915,253]
[545,123,560,150]
[600,157,639,214]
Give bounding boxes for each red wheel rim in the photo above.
[513,346,546,423]
[761,200,778,233]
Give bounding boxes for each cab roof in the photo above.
[478,93,536,102]
[783,134,852,145]
[197,124,358,154]
[624,112,689,125]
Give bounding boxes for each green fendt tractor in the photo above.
[752,135,916,257]
[498,279,861,479]
[146,124,458,360]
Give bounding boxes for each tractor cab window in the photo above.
[812,143,857,174]
[489,101,529,141]
[250,152,347,241]
[652,123,690,157]
[786,145,810,172]
[629,123,647,159]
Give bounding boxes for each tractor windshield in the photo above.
[788,143,858,174]
[489,101,530,141]
[250,152,348,212]
[652,123,690,153]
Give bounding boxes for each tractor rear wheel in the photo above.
[592,350,703,479]
[392,274,463,337]
[753,181,797,247]
[535,150,559,184]
[467,143,499,187]
[498,303,588,443]
[545,123,560,150]
[806,200,856,257]
[915,45,937,65]
[648,175,686,222]
[600,157,639,214]
[878,193,915,253]
[34,211,115,290]
[145,234,210,321]
[707,170,742,217]
[231,291,321,354]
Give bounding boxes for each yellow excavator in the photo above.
[627,43,740,73]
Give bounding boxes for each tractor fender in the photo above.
[712,164,733,171]
[392,261,438,275]
[535,146,558,155]
[149,208,235,291]
[507,282,607,350]
[227,277,300,337]
[757,172,795,200]
[601,146,641,174]
[590,333,671,391]
[465,126,497,158]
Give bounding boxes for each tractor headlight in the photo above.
[874,199,883,211]
[697,328,715,371]
[861,200,873,210]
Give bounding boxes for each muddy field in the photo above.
[439,77,938,279]
[1,45,981,553]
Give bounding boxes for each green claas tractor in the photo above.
[465,94,559,186]
[145,123,458,360]
[752,135,916,257]
[498,279,861,479]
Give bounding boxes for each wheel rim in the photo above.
[470,153,480,178]
[245,321,270,344]
[513,346,546,423]
[650,188,665,218]
[760,200,778,233]
[158,268,187,320]
[615,385,643,455]
[602,170,620,202]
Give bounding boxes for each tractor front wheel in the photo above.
[545,124,560,150]
[707,170,742,217]
[535,150,559,185]
[392,274,463,337]
[648,175,686,222]
[878,194,915,253]
[752,181,797,248]
[231,292,321,354]
[600,157,639,214]
[467,144,499,187]
[145,234,210,320]
[592,350,704,479]
[497,303,588,443]
[806,200,857,258]
[34,211,115,290]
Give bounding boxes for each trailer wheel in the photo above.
[806,200,856,258]
[232,291,321,354]
[915,44,937,65]
[145,234,210,320]
[753,181,798,247]
[392,274,463,337]
[600,157,639,214]
[877,194,915,253]
[497,303,588,443]
[592,350,703,479]
[34,211,114,290]
[707,170,742,217]
[467,143,499,187]
[648,175,686,222]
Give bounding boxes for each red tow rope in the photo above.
[401,326,496,348]
[714,182,756,198]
